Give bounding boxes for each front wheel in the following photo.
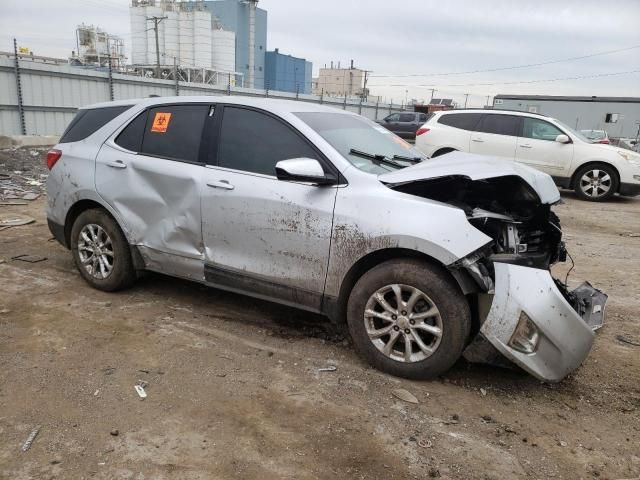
[70,209,136,292]
[346,259,471,379]
[573,163,618,201]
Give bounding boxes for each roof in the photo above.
[82,96,349,115]
[432,108,549,118]
[494,94,640,104]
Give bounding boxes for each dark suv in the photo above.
[377,112,429,139]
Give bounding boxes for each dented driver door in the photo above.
[201,106,338,311]
[95,104,211,280]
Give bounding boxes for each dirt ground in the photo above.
[1,149,639,480]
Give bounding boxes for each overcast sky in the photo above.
[1,0,638,106]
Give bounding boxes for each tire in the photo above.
[70,209,136,292]
[346,258,471,380]
[431,148,456,158]
[573,163,618,202]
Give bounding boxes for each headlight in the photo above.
[509,311,540,354]
[617,150,640,167]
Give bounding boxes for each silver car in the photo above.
[45,96,607,382]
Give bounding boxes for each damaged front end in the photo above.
[382,157,607,382]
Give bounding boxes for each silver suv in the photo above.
[46,96,606,382]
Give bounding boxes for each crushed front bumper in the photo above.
[469,262,607,382]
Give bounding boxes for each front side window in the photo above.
[399,113,416,122]
[217,107,320,176]
[522,117,564,141]
[476,114,520,136]
[386,113,400,122]
[296,112,426,175]
[139,105,209,162]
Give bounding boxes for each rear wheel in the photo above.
[346,259,470,379]
[573,163,618,201]
[70,209,136,291]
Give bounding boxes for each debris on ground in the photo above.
[0,214,35,227]
[616,335,640,347]
[318,365,337,372]
[21,426,41,452]
[392,388,419,404]
[110,429,119,437]
[11,254,47,263]
[134,381,148,399]
[0,147,49,204]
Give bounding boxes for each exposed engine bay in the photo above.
[389,174,602,329]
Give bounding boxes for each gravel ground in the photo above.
[0,148,639,479]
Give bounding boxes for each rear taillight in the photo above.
[416,127,430,136]
[598,139,610,144]
[46,149,62,170]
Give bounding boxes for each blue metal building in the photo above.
[200,0,267,89]
[265,49,313,94]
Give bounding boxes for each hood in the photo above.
[379,151,560,204]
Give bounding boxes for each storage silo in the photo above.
[193,10,212,69]
[164,10,180,62]
[212,28,236,73]
[130,4,148,65]
[178,10,194,68]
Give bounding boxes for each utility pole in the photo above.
[174,56,179,96]
[363,70,372,100]
[147,15,167,79]
[464,94,469,108]
[429,88,436,104]
[486,95,490,107]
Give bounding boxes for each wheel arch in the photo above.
[570,160,621,193]
[431,147,458,158]
[326,247,470,324]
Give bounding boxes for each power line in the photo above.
[369,69,640,89]
[370,44,640,78]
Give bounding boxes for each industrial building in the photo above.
[70,24,126,69]
[195,0,267,89]
[494,95,640,138]
[265,49,312,94]
[313,62,368,98]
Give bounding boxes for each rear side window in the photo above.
[217,107,320,176]
[139,105,209,162]
[476,114,520,136]
[438,113,482,131]
[419,114,429,122]
[60,106,131,143]
[115,111,148,152]
[399,113,416,122]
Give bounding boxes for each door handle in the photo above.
[519,144,533,149]
[105,160,127,169]
[472,138,484,143]
[207,180,235,191]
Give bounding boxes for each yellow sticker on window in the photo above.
[151,112,172,133]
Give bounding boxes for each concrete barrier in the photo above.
[0,135,60,148]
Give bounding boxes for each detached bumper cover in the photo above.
[479,262,607,382]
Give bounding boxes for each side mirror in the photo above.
[555,134,570,144]
[275,158,336,185]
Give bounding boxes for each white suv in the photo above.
[415,109,640,201]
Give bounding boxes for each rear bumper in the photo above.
[619,182,640,197]
[478,263,606,382]
[47,218,68,248]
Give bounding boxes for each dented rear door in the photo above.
[96,104,210,268]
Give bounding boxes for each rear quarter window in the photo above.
[60,105,132,143]
[438,113,483,131]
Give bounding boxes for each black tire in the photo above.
[573,163,618,202]
[346,258,470,380]
[70,208,136,292]
[431,148,456,158]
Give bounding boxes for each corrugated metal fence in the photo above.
[0,56,407,136]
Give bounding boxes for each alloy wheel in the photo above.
[364,284,443,363]
[579,169,612,199]
[77,224,115,279]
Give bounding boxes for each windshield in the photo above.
[580,130,607,141]
[295,112,427,174]
[553,119,592,143]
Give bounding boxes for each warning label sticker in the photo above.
[151,112,172,133]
